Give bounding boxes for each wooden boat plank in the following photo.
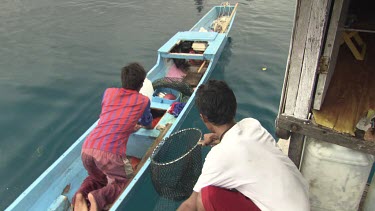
[162,53,205,60]
[175,31,218,41]
[158,31,218,55]
[204,33,227,58]
[6,120,98,211]
[127,113,177,158]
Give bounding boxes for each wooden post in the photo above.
[283,0,313,115]
[294,0,332,118]
[288,133,305,168]
[197,61,206,73]
[136,124,171,173]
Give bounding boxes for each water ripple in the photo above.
[0,0,296,208]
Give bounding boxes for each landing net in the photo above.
[150,128,202,201]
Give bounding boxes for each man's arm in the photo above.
[198,133,220,146]
[178,192,205,211]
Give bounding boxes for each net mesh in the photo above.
[150,128,202,201]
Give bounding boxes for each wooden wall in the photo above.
[280,0,332,119]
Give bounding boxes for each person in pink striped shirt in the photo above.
[73,63,153,211]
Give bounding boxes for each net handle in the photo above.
[137,123,172,171]
[120,123,172,186]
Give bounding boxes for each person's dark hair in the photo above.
[121,62,146,90]
[195,80,237,125]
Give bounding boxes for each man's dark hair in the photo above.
[195,80,237,125]
[121,62,146,90]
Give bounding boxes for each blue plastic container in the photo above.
[152,88,180,105]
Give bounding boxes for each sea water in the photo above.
[0,0,295,209]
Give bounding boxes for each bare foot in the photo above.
[88,193,99,211]
[103,204,112,210]
[73,193,88,211]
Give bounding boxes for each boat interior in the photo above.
[126,56,209,160]
[312,0,375,139]
[6,4,237,210]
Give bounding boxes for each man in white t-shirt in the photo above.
[139,77,154,100]
[177,80,310,211]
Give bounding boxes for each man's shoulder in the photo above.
[238,118,262,127]
[138,92,150,104]
[104,87,120,94]
[237,118,273,139]
[205,143,235,162]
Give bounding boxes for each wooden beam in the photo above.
[197,61,207,73]
[276,114,375,155]
[288,133,305,168]
[133,123,172,175]
[342,31,367,60]
[294,0,332,118]
[283,0,313,115]
[344,27,375,34]
[163,53,204,60]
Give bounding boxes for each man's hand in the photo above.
[198,133,220,146]
[134,123,154,132]
[133,124,143,132]
[142,123,153,130]
[177,192,205,211]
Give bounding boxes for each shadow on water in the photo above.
[194,0,204,13]
[0,82,103,208]
[214,38,233,78]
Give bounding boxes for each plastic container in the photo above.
[364,175,375,211]
[152,88,180,105]
[300,137,374,211]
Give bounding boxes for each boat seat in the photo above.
[203,33,227,60]
[159,31,218,60]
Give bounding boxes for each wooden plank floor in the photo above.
[312,34,375,135]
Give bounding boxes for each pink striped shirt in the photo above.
[83,88,150,156]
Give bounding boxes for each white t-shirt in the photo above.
[193,118,310,211]
[139,78,154,101]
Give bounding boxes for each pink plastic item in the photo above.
[163,93,176,100]
[166,64,186,79]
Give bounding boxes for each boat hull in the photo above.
[6,4,237,211]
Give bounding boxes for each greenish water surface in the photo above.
[0,0,295,209]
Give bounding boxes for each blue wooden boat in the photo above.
[6,3,237,211]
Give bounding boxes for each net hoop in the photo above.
[151,128,202,166]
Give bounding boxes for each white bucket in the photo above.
[300,137,374,211]
[364,175,375,211]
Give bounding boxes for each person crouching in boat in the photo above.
[72,62,153,211]
[177,80,310,211]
